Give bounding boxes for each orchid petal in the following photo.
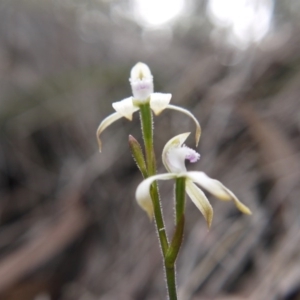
[112,97,139,120]
[135,173,176,220]
[186,171,252,215]
[150,93,172,115]
[96,112,123,152]
[185,180,213,228]
[166,104,201,146]
[162,132,191,173]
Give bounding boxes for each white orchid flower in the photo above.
[135,133,252,227]
[96,62,201,151]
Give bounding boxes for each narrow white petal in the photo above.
[186,171,252,215]
[162,133,191,173]
[185,180,213,228]
[96,112,123,152]
[112,97,139,120]
[150,93,172,115]
[135,173,176,220]
[186,172,230,199]
[219,186,252,215]
[166,104,201,146]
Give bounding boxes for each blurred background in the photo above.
[0,0,299,299]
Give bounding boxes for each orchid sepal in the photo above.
[185,179,213,228]
[185,171,252,215]
[96,112,123,152]
[166,104,201,146]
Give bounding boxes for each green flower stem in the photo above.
[139,103,168,253]
[165,178,185,267]
[139,102,177,300]
[165,266,177,300]
[175,178,186,223]
[165,215,184,268]
[164,178,186,299]
[139,103,155,175]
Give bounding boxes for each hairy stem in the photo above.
[139,102,177,300]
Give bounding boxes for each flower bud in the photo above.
[128,135,148,178]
